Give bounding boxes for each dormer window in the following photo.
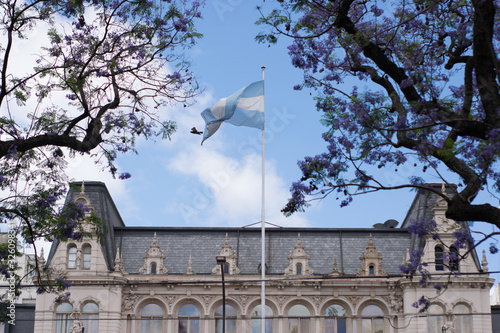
[369,264,375,275]
[296,263,302,275]
[151,262,157,274]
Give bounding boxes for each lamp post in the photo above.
[216,255,226,333]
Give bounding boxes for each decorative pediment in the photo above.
[357,234,386,276]
[139,233,167,274]
[284,233,313,275]
[212,234,240,275]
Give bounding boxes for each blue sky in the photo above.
[7,1,499,294]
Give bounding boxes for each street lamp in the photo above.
[216,255,226,333]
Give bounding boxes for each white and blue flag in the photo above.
[201,80,264,144]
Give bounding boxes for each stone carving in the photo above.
[234,295,251,310]
[357,234,387,276]
[139,233,168,274]
[114,247,127,274]
[329,256,340,276]
[386,292,403,313]
[70,311,83,333]
[186,255,195,275]
[442,321,455,333]
[273,295,289,311]
[346,295,364,308]
[70,321,83,333]
[122,294,141,312]
[212,234,241,275]
[164,295,179,311]
[309,295,325,308]
[284,234,314,275]
[201,295,214,310]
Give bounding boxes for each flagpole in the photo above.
[260,65,266,333]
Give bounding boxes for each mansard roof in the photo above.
[114,227,411,275]
[46,181,125,270]
[46,181,482,275]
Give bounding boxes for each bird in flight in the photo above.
[190,127,203,135]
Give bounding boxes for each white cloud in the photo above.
[166,96,310,227]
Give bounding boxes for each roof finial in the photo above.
[80,180,86,195]
[186,255,195,275]
[441,181,447,195]
[482,249,489,273]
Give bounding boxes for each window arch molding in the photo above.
[451,299,474,312]
[176,302,202,333]
[134,298,168,317]
[452,302,472,333]
[77,296,101,311]
[208,298,242,316]
[320,299,353,318]
[135,299,168,333]
[246,299,278,317]
[427,302,446,332]
[354,299,388,316]
[247,301,277,333]
[212,301,240,333]
[171,298,205,317]
[54,302,74,333]
[320,301,351,333]
[285,303,313,333]
[357,301,387,333]
[283,299,316,317]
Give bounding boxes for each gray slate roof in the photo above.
[46,181,481,275]
[115,227,411,275]
[46,181,125,270]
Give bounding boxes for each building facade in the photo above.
[33,182,494,333]
[0,233,37,333]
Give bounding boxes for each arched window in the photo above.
[178,303,200,333]
[68,246,77,269]
[453,304,471,333]
[215,304,237,333]
[427,304,445,332]
[82,302,99,333]
[296,263,302,275]
[450,247,460,271]
[55,302,73,333]
[324,304,347,333]
[435,246,444,271]
[361,305,384,333]
[83,246,91,269]
[141,303,164,333]
[368,265,375,276]
[288,304,310,333]
[251,305,273,333]
[151,262,157,274]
